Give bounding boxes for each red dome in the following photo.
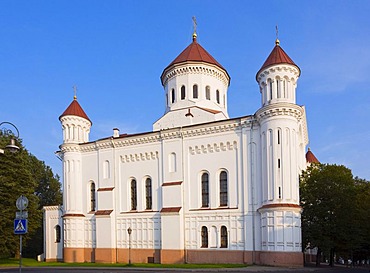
[59,97,91,123]
[256,40,300,80]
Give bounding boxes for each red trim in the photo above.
[161,207,182,213]
[63,213,85,217]
[162,181,182,187]
[95,210,113,216]
[97,187,115,192]
[259,203,301,210]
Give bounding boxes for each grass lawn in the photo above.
[0,258,248,269]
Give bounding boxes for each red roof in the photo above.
[161,35,229,84]
[306,148,319,163]
[59,97,91,123]
[256,40,300,80]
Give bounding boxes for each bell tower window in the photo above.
[206,86,210,100]
[216,90,220,104]
[181,85,186,100]
[171,88,175,103]
[193,84,198,99]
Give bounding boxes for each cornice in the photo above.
[255,103,304,122]
[63,119,246,154]
[162,62,230,87]
[256,64,300,83]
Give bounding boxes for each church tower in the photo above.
[59,94,92,262]
[153,31,230,130]
[255,38,307,265]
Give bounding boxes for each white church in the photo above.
[43,28,314,267]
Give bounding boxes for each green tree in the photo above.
[352,177,370,260]
[0,133,62,258]
[23,155,62,258]
[300,163,356,266]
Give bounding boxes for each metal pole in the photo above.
[128,233,131,265]
[19,234,22,273]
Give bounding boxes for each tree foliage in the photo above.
[0,133,62,258]
[300,163,370,265]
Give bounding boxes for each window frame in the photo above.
[201,172,209,208]
[219,171,228,207]
[90,182,96,212]
[131,179,137,210]
[145,177,152,210]
[220,226,228,248]
[201,226,208,248]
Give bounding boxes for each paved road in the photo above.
[0,265,368,273]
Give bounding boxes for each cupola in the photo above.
[256,39,300,107]
[154,32,230,131]
[59,95,92,144]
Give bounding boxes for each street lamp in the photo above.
[0,122,20,154]
[127,227,132,265]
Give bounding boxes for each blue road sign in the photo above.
[14,219,27,234]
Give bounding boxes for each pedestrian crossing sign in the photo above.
[14,219,27,234]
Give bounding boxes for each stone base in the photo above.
[61,247,303,267]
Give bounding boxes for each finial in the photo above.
[275,25,280,46]
[192,16,197,42]
[73,85,77,100]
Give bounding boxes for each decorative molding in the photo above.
[256,64,300,82]
[256,103,304,121]
[120,151,159,163]
[65,117,248,154]
[189,141,237,155]
[162,63,229,87]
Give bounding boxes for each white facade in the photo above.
[44,36,309,266]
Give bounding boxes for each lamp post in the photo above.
[127,227,132,265]
[0,121,20,154]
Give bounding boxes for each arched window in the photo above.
[216,90,220,104]
[181,85,186,100]
[145,178,152,210]
[90,182,96,212]
[171,88,175,103]
[201,226,208,248]
[169,152,176,172]
[55,225,61,243]
[220,226,228,248]
[131,179,137,210]
[276,78,281,98]
[193,84,198,99]
[206,86,210,100]
[103,160,110,179]
[220,171,228,206]
[269,81,273,100]
[201,173,209,207]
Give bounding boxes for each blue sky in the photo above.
[0,1,369,180]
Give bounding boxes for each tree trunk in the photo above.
[316,248,321,266]
[329,248,334,267]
